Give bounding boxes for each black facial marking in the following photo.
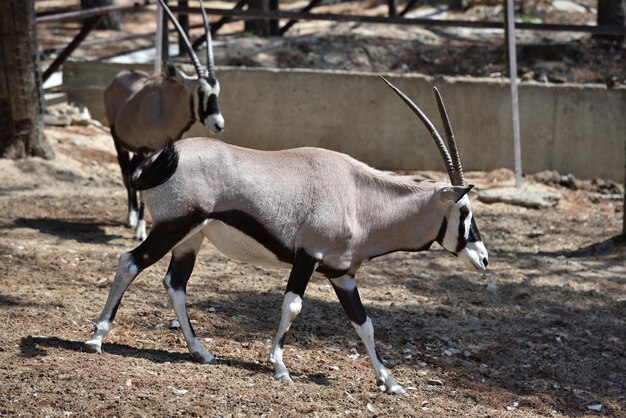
[331,277,367,325]
[197,87,220,121]
[456,206,470,253]
[285,250,317,297]
[468,218,482,243]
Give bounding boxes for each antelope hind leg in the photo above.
[163,232,216,364]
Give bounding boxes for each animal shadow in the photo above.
[12,218,123,244]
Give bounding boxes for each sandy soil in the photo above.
[0,123,624,416]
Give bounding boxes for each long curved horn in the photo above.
[433,87,465,186]
[157,0,205,78]
[380,75,456,184]
[198,0,216,81]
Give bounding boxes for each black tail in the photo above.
[130,141,179,191]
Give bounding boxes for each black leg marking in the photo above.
[130,211,207,271]
[285,250,318,297]
[331,277,367,325]
[278,333,287,350]
[166,251,199,336]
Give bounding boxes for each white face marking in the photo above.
[441,195,489,272]
[442,195,471,252]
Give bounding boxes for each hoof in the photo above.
[84,340,102,353]
[191,351,217,364]
[274,373,293,383]
[387,385,408,397]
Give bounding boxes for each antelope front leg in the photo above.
[162,233,216,364]
[330,275,407,396]
[268,251,317,382]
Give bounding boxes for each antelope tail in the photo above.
[131,142,179,191]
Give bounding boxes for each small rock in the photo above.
[124,378,132,387]
[587,404,603,412]
[478,187,561,209]
[207,307,216,313]
[506,401,520,411]
[172,388,188,395]
[348,348,359,359]
[169,319,180,329]
[553,0,587,13]
[44,112,71,126]
[427,378,444,386]
[486,283,499,293]
[527,230,544,238]
[442,348,461,357]
[366,403,375,413]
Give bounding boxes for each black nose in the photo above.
[214,123,223,133]
[482,258,489,268]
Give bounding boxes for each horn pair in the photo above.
[380,76,465,186]
[157,0,216,80]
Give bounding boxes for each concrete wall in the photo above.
[64,60,626,181]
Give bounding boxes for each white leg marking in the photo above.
[85,252,138,352]
[164,273,216,364]
[353,317,407,396]
[128,209,139,228]
[134,219,147,241]
[269,291,302,382]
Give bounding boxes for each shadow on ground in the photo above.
[11,217,123,244]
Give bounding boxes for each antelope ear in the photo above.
[164,62,177,78]
[438,185,474,203]
[166,63,195,85]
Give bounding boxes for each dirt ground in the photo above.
[0,122,624,417]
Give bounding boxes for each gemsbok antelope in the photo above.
[104,0,223,240]
[86,77,489,395]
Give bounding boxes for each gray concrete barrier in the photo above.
[64,60,625,181]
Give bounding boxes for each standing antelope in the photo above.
[86,77,488,395]
[104,0,223,240]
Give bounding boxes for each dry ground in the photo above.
[0,124,624,416]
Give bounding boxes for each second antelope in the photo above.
[104,0,223,240]
[86,77,488,395]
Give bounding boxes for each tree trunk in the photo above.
[596,0,626,42]
[0,0,54,159]
[81,0,122,30]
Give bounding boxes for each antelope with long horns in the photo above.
[104,0,223,240]
[86,77,488,395]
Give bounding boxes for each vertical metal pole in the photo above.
[505,0,522,188]
[161,0,170,63]
[155,1,163,73]
[178,0,189,53]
